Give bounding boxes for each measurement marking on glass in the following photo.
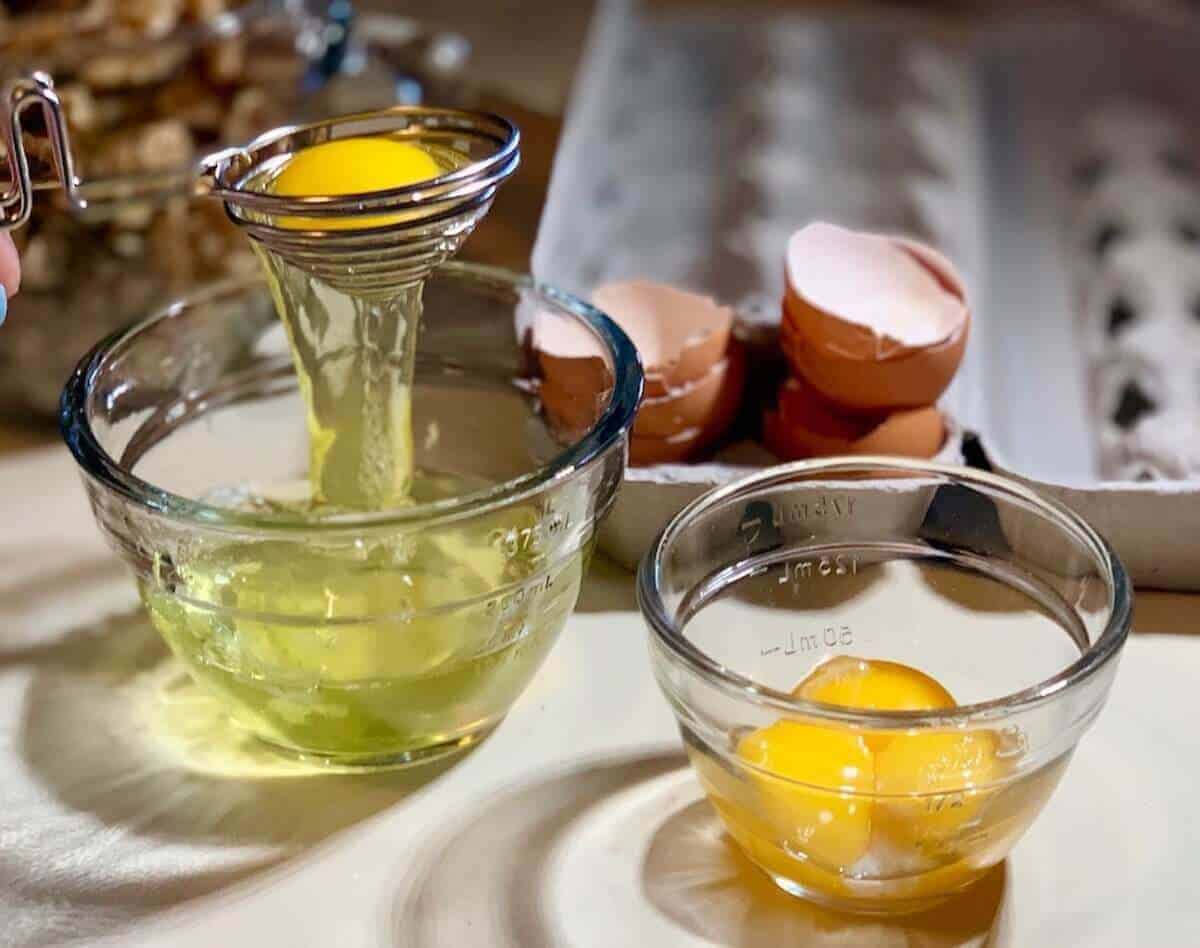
[489,512,572,557]
[484,572,557,616]
[739,495,855,545]
[778,555,858,585]
[924,792,966,814]
[761,625,854,656]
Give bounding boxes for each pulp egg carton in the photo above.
[534,0,1200,589]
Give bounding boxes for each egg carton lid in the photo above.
[534,1,1200,589]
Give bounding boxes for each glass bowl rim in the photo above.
[60,261,643,533]
[637,456,1132,729]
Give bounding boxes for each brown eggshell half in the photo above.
[764,374,946,460]
[777,371,880,436]
[630,341,746,465]
[543,341,745,462]
[782,225,969,414]
[592,280,733,397]
[633,341,745,438]
[533,312,615,399]
[540,374,609,435]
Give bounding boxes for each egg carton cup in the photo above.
[760,24,965,107]
[1068,154,1200,211]
[593,205,721,250]
[1081,285,1200,365]
[1068,170,1200,256]
[610,106,751,144]
[745,70,972,142]
[760,21,870,78]
[1071,102,1198,184]
[749,124,952,182]
[1078,234,1200,329]
[599,140,737,181]
[749,73,952,119]
[572,174,722,230]
[906,42,975,115]
[1090,338,1199,427]
[1098,411,1200,481]
[537,1,1200,589]
[742,171,955,234]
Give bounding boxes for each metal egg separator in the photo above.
[1,72,520,292]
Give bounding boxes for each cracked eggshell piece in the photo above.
[630,340,746,464]
[633,341,745,439]
[540,374,608,436]
[535,279,734,419]
[781,223,969,414]
[592,280,734,398]
[537,278,745,465]
[532,309,615,401]
[535,282,745,463]
[763,374,945,461]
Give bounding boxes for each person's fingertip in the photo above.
[0,234,18,298]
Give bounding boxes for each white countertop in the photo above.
[0,444,1196,947]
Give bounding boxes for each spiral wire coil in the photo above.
[201,108,520,293]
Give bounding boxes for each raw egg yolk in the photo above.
[736,658,1003,874]
[268,137,443,230]
[791,655,956,751]
[874,728,1001,860]
[737,721,874,868]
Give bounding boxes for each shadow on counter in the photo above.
[390,751,1011,948]
[2,602,467,948]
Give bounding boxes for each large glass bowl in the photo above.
[61,263,641,769]
[638,459,1130,915]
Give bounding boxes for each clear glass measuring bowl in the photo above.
[61,262,642,769]
[638,458,1131,915]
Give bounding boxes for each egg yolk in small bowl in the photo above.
[687,656,1068,914]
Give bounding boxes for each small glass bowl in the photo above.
[61,263,641,770]
[638,458,1130,915]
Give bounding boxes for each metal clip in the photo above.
[1,72,85,230]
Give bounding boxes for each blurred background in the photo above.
[2,0,1199,438]
[362,0,1200,115]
